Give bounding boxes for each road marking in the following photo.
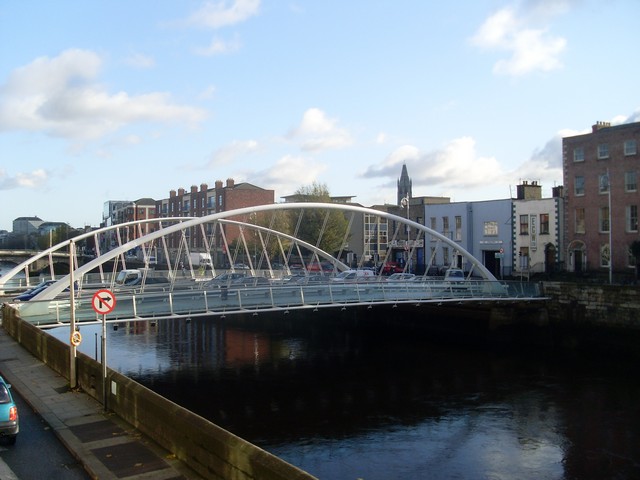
[0,457,19,480]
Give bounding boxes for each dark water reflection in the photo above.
[52,316,640,479]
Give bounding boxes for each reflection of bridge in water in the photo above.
[1,203,543,326]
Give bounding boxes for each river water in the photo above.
[49,313,640,480]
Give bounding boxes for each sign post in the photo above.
[91,289,116,411]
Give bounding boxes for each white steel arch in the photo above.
[15,203,497,304]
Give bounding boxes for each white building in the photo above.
[512,182,565,276]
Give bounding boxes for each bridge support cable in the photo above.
[9,204,500,313]
[336,212,355,273]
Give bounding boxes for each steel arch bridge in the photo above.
[3,203,536,326]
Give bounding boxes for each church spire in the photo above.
[397,163,412,205]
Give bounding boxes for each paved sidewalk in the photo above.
[0,326,204,480]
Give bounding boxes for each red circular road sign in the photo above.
[91,289,117,315]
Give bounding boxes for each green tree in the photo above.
[289,182,350,257]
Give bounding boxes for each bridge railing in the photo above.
[12,279,541,327]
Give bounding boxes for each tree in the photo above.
[288,182,350,258]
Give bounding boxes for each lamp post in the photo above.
[602,170,613,284]
[401,195,410,271]
[607,169,612,284]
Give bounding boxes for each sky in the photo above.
[1,0,639,232]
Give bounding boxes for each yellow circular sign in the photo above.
[71,330,82,347]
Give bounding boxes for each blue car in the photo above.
[13,280,76,302]
[12,280,56,302]
[0,375,18,445]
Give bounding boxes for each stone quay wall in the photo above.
[1,305,317,480]
[537,281,640,354]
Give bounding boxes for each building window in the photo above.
[599,206,610,233]
[624,140,637,156]
[625,171,637,192]
[484,221,498,236]
[442,217,449,237]
[540,213,550,234]
[626,205,638,232]
[597,143,609,159]
[599,174,610,194]
[600,243,611,267]
[574,176,585,196]
[600,244,610,267]
[443,247,449,265]
[455,216,462,241]
[218,195,223,207]
[575,208,585,234]
[628,246,637,268]
[519,215,529,235]
[573,147,584,162]
[430,217,436,230]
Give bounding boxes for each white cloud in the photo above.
[471,5,566,76]
[194,35,242,56]
[185,0,260,29]
[363,133,566,200]
[288,108,353,152]
[0,49,207,141]
[0,168,49,190]
[363,138,504,189]
[124,53,156,69]
[208,139,260,166]
[199,84,217,100]
[249,154,327,196]
[512,134,563,184]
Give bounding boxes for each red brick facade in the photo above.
[156,179,274,253]
[563,121,640,274]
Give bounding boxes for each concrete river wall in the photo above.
[1,305,317,480]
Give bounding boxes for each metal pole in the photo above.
[69,241,77,389]
[608,169,613,284]
[102,313,107,412]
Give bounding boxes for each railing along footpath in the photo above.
[12,275,542,327]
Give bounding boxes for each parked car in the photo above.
[0,375,18,445]
[12,280,56,301]
[297,274,330,285]
[12,280,76,302]
[385,273,415,282]
[307,262,335,273]
[204,272,248,288]
[331,269,375,283]
[378,262,404,275]
[443,268,466,283]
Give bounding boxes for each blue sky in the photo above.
[1,0,639,231]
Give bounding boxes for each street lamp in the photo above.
[401,195,410,271]
[601,170,613,284]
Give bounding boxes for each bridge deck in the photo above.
[12,279,543,327]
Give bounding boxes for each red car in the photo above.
[379,262,404,275]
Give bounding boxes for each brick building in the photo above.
[563,120,640,276]
[156,178,274,261]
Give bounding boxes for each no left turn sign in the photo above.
[92,289,117,315]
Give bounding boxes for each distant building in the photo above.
[156,179,274,263]
[37,222,70,236]
[397,163,412,205]
[425,198,512,277]
[563,120,640,275]
[370,165,450,273]
[512,181,564,276]
[101,198,157,250]
[12,216,43,235]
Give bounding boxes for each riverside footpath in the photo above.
[0,324,203,480]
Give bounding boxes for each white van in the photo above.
[331,269,375,283]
